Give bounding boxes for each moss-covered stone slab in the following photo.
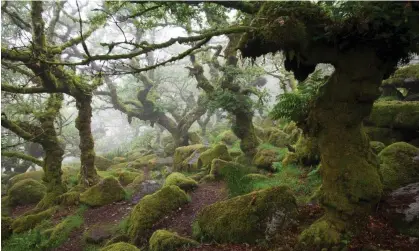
[7,170,44,188]
[252,148,280,171]
[367,101,419,130]
[127,185,190,244]
[7,178,46,206]
[379,142,419,191]
[267,129,291,148]
[100,242,140,251]
[80,177,125,207]
[173,144,209,172]
[197,144,232,170]
[95,156,113,171]
[11,206,57,233]
[217,130,238,145]
[149,229,199,251]
[133,154,158,170]
[192,186,297,243]
[164,172,198,191]
[370,141,386,154]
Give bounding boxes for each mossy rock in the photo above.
[2,196,10,216]
[365,126,405,146]
[217,130,238,145]
[7,170,44,188]
[379,142,419,191]
[80,177,125,207]
[164,142,175,157]
[289,135,320,166]
[210,159,244,179]
[164,172,198,191]
[282,152,299,167]
[1,216,13,241]
[228,149,243,158]
[115,170,143,187]
[370,141,386,154]
[126,175,147,191]
[367,101,419,130]
[240,173,269,183]
[127,185,190,244]
[192,186,298,243]
[188,171,207,182]
[199,174,216,183]
[253,148,280,171]
[173,144,209,172]
[58,191,80,206]
[12,206,57,233]
[133,154,158,170]
[7,178,46,206]
[100,242,140,251]
[113,157,127,164]
[149,229,199,251]
[95,156,113,171]
[198,144,232,170]
[84,223,113,244]
[188,131,202,144]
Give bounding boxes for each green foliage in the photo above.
[270,70,326,123]
[219,163,256,197]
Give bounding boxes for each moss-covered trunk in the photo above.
[299,51,385,249]
[75,96,99,187]
[232,111,258,158]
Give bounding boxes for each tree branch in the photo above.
[2,151,44,166]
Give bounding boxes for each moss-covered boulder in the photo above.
[253,148,280,171]
[133,154,158,170]
[2,216,13,241]
[198,144,232,169]
[193,186,297,243]
[101,242,140,251]
[209,159,245,179]
[379,142,419,191]
[173,144,209,172]
[7,170,44,188]
[128,185,190,244]
[95,156,113,171]
[283,136,320,167]
[149,229,199,251]
[80,177,125,207]
[58,191,80,206]
[268,129,291,148]
[7,178,46,206]
[188,131,202,144]
[217,130,238,145]
[12,206,57,233]
[370,141,386,154]
[113,157,127,163]
[164,172,198,191]
[115,170,143,186]
[365,126,405,146]
[84,223,113,244]
[367,101,419,130]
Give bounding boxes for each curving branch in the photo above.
[2,151,44,166]
[1,84,64,94]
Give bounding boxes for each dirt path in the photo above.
[151,181,228,237]
[54,166,160,251]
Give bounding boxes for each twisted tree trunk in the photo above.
[299,50,385,249]
[75,95,99,187]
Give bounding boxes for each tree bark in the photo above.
[75,95,99,187]
[299,50,385,249]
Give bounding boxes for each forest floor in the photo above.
[8,174,419,251]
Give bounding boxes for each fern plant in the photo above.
[270,70,327,123]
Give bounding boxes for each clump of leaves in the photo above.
[270,70,326,123]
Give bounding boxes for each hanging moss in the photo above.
[127,185,190,244]
[164,172,198,191]
[192,186,297,243]
[379,142,419,191]
[149,229,198,251]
